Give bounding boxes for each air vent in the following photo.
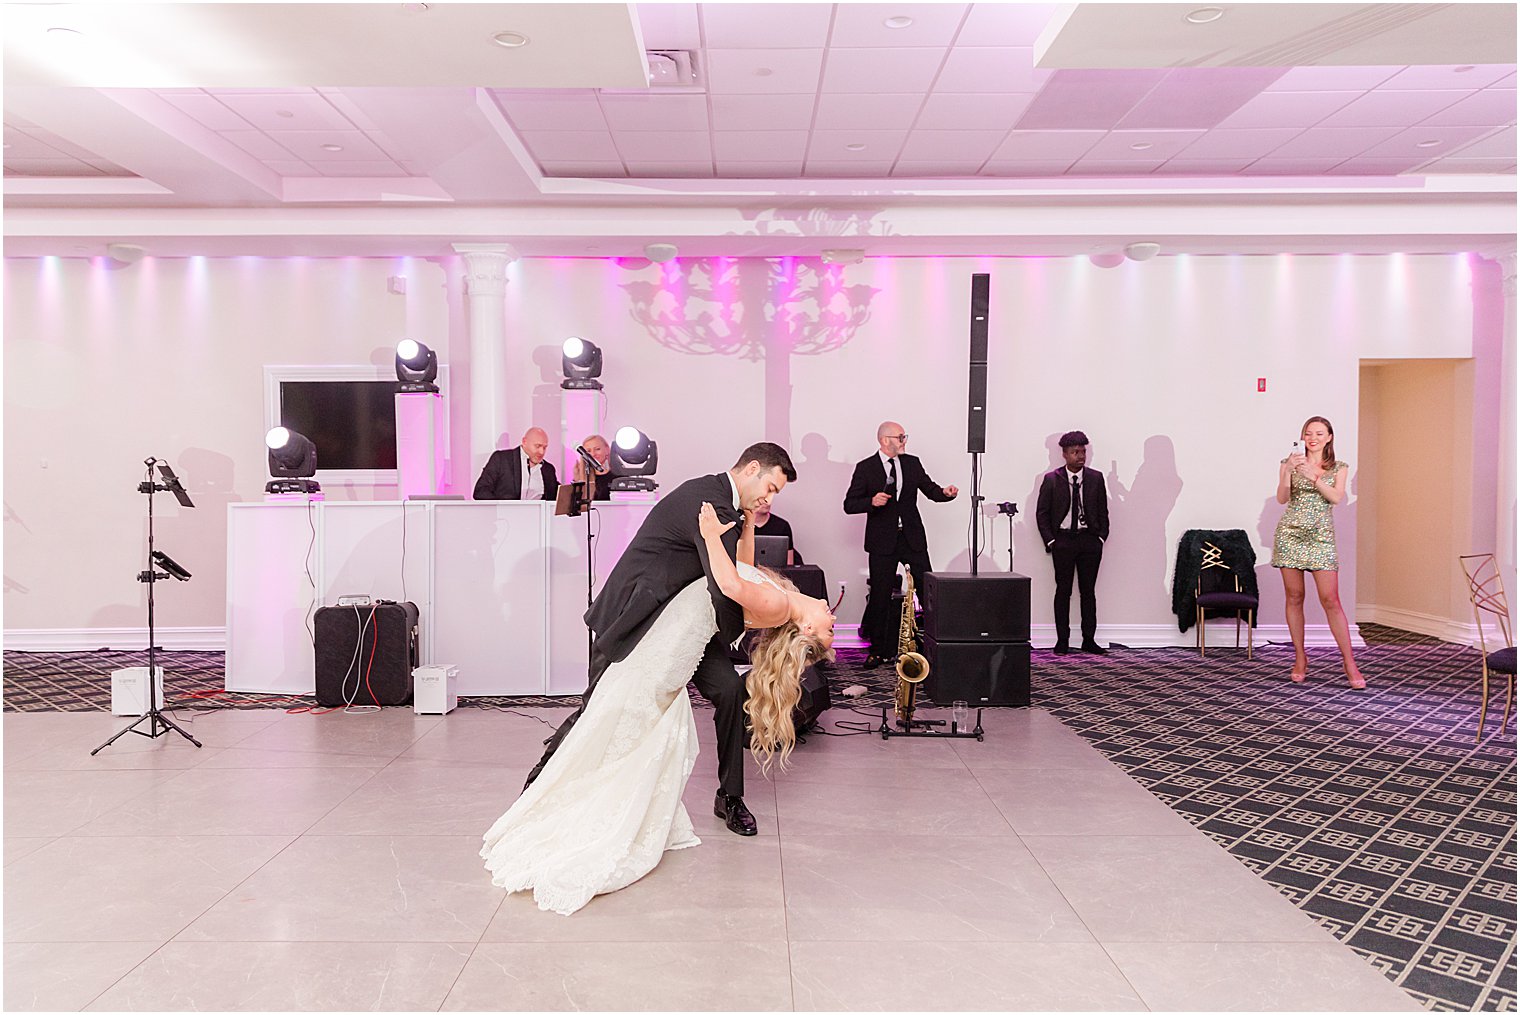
[645,50,698,88]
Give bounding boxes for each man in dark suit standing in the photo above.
[473,427,559,501]
[524,442,798,836]
[1035,430,1110,655]
[843,421,958,668]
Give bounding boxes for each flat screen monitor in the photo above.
[279,380,397,471]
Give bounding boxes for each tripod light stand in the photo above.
[92,459,202,755]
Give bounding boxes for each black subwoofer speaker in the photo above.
[922,637,1030,707]
[792,664,832,735]
[922,571,1030,643]
[314,601,420,707]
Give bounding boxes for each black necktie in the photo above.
[1069,474,1082,532]
[886,458,898,496]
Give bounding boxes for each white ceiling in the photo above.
[3,3,1515,260]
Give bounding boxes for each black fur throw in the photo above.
[1173,528,1259,632]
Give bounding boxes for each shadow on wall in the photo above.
[4,501,33,597]
[617,258,879,447]
[529,343,565,444]
[790,432,862,614]
[1106,435,1183,626]
[1256,493,1287,626]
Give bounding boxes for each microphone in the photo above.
[574,445,608,475]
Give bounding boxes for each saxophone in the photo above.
[894,569,930,724]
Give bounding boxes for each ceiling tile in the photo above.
[1179,128,1306,159]
[715,160,805,178]
[830,4,967,48]
[1265,67,1400,91]
[809,128,908,160]
[1490,73,1517,88]
[518,131,622,161]
[1217,91,1364,129]
[221,131,299,161]
[265,130,390,161]
[635,3,700,49]
[1449,126,1516,157]
[314,161,410,177]
[363,130,406,161]
[956,4,1063,46]
[935,47,1048,93]
[1319,90,1468,127]
[539,161,627,177]
[1152,158,1256,175]
[804,160,896,177]
[916,92,1035,130]
[494,93,610,132]
[599,94,710,132]
[614,131,712,162]
[1418,156,1516,174]
[1240,158,1345,175]
[1270,126,1402,158]
[1084,129,1205,160]
[712,130,809,161]
[1118,67,1286,130]
[900,129,1007,161]
[261,160,315,177]
[625,162,715,178]
[701,4,832,48]
[891,160,985,176]
[2,127,67,159]
[1363,125,1492,157]
[814,93,924,130]
[212,91,356,131]
[1417,89,1516,128]
[318,91,381,132]
[706,48,824,94]
[822,48,945,93]
[993,129,1103,160]
[1065,159,1162,175]
[1327,157,1427,175]
[3,157,102,176]
[1017,70,1167,130]
[709,93,816,130]
[1380,64,1514,89]
[980,159,1075,176]
[158,92,252,131]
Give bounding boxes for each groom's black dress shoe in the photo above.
[862,654,886,669]
[714,792,758,836]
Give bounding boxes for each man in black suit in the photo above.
[1035,430,1110,655]
[524,442,798,836]
[473,427,559,501]
[843,421,958,668]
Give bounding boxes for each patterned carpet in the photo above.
[4,623,1514,1011]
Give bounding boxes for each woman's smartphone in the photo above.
[1290,440,1301,457]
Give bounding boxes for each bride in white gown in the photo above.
[481,503,836,915]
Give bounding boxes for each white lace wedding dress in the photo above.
[481,564,772,915]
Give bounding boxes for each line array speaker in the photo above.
[968,273,990,453]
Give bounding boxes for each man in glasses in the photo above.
[843,421,959,668]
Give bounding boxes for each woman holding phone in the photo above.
[1272,416,1365,689]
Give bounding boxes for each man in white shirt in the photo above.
[473,427,560,501]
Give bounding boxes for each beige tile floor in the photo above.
[3,705,1424,1012]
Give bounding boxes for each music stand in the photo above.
[92,460,202,754]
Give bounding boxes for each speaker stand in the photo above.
[968,451,984,575]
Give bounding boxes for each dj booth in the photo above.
[224,498,658,697]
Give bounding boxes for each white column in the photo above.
[1497,251,1517,600]
[453,243,517,476]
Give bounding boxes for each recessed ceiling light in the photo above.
[492,31,529,48]
[1129,142,1154,151]
[754,67,774,77]
[320,143,344,152]
[1454,65,1476,73]
[845,142,867,152]
[275,109,295,119]
[884,16,914,29]
[1415,139,1442,148]
[1184,7,1225,24]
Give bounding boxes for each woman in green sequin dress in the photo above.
[1273,416,1365,689]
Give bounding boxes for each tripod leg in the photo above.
[149,709,203,748]
[90,712,152,755]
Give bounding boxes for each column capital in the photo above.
[1497,250,1518,297]
[452,243,518,297]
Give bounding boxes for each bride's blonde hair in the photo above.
[744,568,836,774]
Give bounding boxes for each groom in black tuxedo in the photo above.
[524,442,798,836]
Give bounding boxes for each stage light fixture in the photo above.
[609,426,658,492]
[395,339,439,393]
[560,336,604,390]
[264,427,321,495]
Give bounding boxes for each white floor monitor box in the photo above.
[110,667,165,716]
[413,664,458,715]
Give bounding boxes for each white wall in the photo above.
[4,251,1492,647]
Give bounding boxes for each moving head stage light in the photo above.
[395,339,439,393]
[265,427,320,494]
[609,426,658,492]
[561,337,604,390]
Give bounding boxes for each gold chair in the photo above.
[1196,540,1258,660]
[1459,553,1515,741]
